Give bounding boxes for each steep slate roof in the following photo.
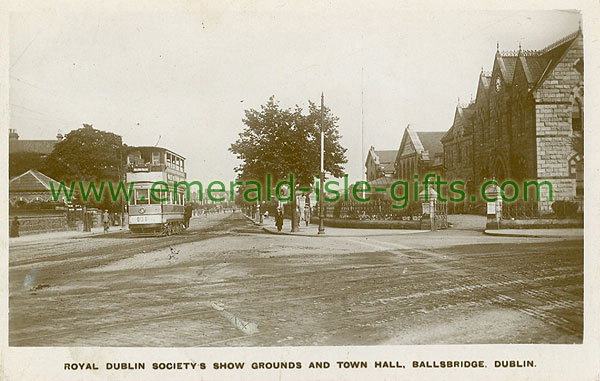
[442,102,476,143]
[519,55,550,84]
[495,53,518,83]
[9,140,58,155]
[9,169,58,192]
[370,176,397,187]
[366,148,396,177]
[512,30,579,89]
[374,150,397,165]
[531,29,580,91]
[416,131,445,158]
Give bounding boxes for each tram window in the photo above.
[152,152,160,165]
[150,190,163,204]
[135,189,149,205]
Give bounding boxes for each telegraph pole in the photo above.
[318,92,326,234]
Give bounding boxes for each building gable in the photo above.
[397,127,418,158]
[9,169,57,192]
[532,32,582,102]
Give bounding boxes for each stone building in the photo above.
[364,147,397,181]
[394,125,445,180]
[441,102,476,211]
[442,29,583,213]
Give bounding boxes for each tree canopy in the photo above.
[44,124,124,182]
[229,96,347,191]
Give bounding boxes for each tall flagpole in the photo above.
[318,92,325,234]
[361,66,365,198]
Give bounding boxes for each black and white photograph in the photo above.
[1,1,599,380]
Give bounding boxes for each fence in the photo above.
[501,201,540,219]
[314,200,423,221]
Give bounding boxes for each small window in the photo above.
[152,152,160,165]
[135,189,149,205]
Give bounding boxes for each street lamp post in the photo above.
[318,92,325,234]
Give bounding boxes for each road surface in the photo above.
[9,213,583,346]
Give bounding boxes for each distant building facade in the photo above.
[442,29,584,213]
[364,147,396,181]
[394,126,445,180]
[442,102,476,198]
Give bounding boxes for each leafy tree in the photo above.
[44,124,123,183]
[44,124,125,212]
[229,96,347,230]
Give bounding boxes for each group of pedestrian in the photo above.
[273,201,311,233]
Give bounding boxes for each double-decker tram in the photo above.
[125,146,187,235]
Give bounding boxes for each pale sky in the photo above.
[8,2,581,182]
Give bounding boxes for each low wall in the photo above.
[310,217,422,230]
[11,215,72,235]
[486,218,583,230]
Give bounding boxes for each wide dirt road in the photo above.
[9,213,583,346]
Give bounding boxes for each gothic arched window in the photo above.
[572,98,582,132]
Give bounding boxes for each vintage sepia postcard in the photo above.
[1,0,599,380]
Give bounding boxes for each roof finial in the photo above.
[518,42,522,52]
[496,41,499,52]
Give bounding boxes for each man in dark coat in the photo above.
[10,216,20,237]
[184,203,193,228]
[275,207,284,232]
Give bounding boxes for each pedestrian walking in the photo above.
[275,207,284,232]
[294,205,301,230]
[304,203,311,227]
[10,216,20,237]
[103,210,110,233]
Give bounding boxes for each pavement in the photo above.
[249,215,428,237]
[248,214,583,239]
[484,228,583,238]
[8,225,127,244]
